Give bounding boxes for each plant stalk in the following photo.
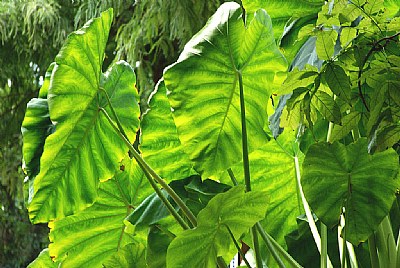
[368,233,379,268]
[294,155,333,268]
[99,89,197,227]
[99,107,195,229]
[225,225,252,268]
[237,70,262,268]
[256,223,303,268]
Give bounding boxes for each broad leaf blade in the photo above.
[164,3,287,177]
[140,80,196,182]
[48,158,152,267]
[302,139,399,244]
[166,186,269,267]
[28,9,140,223]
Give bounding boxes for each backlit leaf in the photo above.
[28,10,140,223]
[316,29,338,60]
[164,3,287,177]
[217,130,304,246]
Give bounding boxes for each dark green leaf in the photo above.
[324,63,351,102]
[164,3,287,177]
[280,67,318,95]
[146,226,175,268]
[330,111,361,141]
[302,139,399,244]
[375,124,400,151]
[311,91,341,123]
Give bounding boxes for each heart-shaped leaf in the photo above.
[164,2,287,177]
[301,138,399,244]
[27,9,140,223]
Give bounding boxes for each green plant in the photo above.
[23,1,400,267]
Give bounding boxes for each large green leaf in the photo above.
[164,2,287,177]
[48,158,152,267]
[166,186,269,267]
[140,80,196,182]
[28,9,140,223]
[217,130,304,246]
[301,138,399,244]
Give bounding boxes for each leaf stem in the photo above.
[99,107,193,229]
[225,225,252,268]
[294,155,333,268]
[237,70,262,268]
[237,71,251,192]
[368,233,379,268]
[256,223,303,268]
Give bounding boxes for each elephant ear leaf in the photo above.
[164,2,287,178]
[27,9,140,223]
[301,138,399,244]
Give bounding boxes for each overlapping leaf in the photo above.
[242,0,325,62]
[140,80,195,182]
[27,9,140,223]
[48,158,152,267]
[218,130,304,246]
[166,186,269,267]
[164,2,287,177]
[21,64,55,203]
[301,138,399,244]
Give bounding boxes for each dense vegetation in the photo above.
[4,0,400,267]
